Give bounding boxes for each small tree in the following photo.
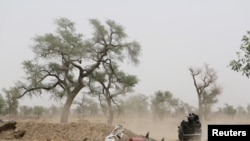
[246,104,250,117]
[151,91,179,120]
[229,31,250,78]
[2,87,19,117]
[73,95,98,118]
[223,103,236,119]
[48,104,60,116]
[201,85,222,120]
[236,106,247,117]
[19,105,33,117]
[189,63,221,120]
[0,94,6,115]
[88,63,138,125]
[33,106,45,119]
[123,94,149,117]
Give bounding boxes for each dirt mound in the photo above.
[0,121,17,133]
[0,121,140,141]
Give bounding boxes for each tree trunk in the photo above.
[60,91,79,123]
[198,94,203,121]
[107,98,113,125]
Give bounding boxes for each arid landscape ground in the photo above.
[0,115,249,141]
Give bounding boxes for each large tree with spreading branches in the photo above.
[7,17,141,123]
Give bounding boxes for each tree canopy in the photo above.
[6,17,141,123]
[229,31,250,78]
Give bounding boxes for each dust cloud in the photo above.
[0,114,249,141]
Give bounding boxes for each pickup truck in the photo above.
[177,113,202,141]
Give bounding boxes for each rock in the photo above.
[0,121,17,133]
[14,130,26,139]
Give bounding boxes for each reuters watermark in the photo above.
[208,124,250,140]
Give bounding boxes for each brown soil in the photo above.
[0,120,138,141]
[0,115,248,141]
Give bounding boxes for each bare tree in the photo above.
[189,63,221,120]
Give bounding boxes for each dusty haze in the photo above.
[1,115,248,141]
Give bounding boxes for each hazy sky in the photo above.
[0,0,249,109]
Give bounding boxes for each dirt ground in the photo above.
[0,115,249,141]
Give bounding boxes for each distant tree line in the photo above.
[1,92,250,121]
